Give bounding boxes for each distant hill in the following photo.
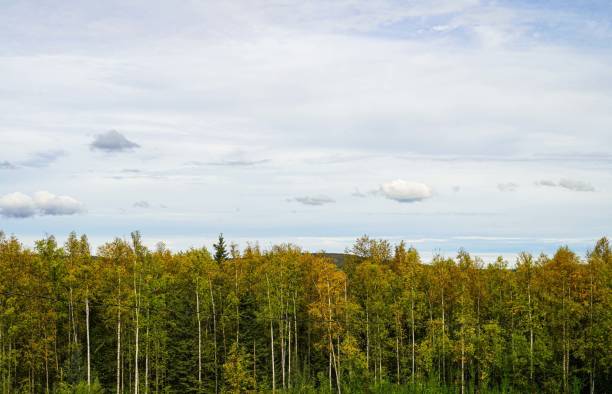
[316,252,349,267]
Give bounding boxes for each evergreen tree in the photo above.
[213,233,229,264]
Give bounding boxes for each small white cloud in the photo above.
[291,195,335,206]
[0,192,37,218]
[351,188,367,198]
[0,191,82,218]
[0,161,17,170]
[91,130,140,152]
[535,179,557,187]
[558,178,595,192]
[379,180,432,203]
[32,191,83,215]
[21,150,65,168]
[133,200,151,208]
[497,182,518,192]
[535,178,595,192]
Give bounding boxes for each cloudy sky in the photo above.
[1,0,611,260]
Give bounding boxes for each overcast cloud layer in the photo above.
[1,0,611,259]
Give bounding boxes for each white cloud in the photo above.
[535,178,595,192]
[351,188,367,198]
[0,191,82,218]
[21,150,65,168]
[497,182,518,192]
[291,196,335,206]
[90,130,140,152]
[133,200,151,208]
[0,192,37,218]
[32,191,83,215]
[535,179,557,187]
[0,161,17,170]
[558,178,595,192]
[379,180,432,203]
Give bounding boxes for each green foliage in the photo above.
[214,233,229,264]
[56,380,104,394]
[0,232,610,393]
[223,343,255,393]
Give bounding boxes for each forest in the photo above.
[0,231,610,394]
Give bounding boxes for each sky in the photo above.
[1,0,611,261]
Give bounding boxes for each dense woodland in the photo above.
[0,231,610,394]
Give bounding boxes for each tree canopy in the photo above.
[0,231,610,393]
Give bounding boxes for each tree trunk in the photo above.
[293,292,298,376]
[196,285,202,387]
[134,282,140,394]
[235,263,240,345]
[145,307,149,394]
[117,277,122,394]
[589,269,594,394]
[327,281,341,393]
[208,277,218,394]
[411,286,416,386]
[287,300,291,388]
[441,287,446,385]
[461,329,465,394]
[366,293,370,372]
[86,294,91,389]
[528,281,534,389]
[117,308,121,394]
[266,275,276,393]
[280,298,285,389]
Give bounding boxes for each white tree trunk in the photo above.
[209,277,218,394]
[117,305,121,394]
[86,295,91,388]
[134,274,140,394]
[266,275,276,393]
[196,286,202,386]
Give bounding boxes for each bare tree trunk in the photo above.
[117,277,122,394]
[562,280,567,393]
[461,330,465,394]
[589,270,595,394]
[196,285,202,387]
[366,293,370,373]
[528,282,534,389]
[287,300,291,388]
[567,281,572,393]
[293,292,298,375]
[209,277,218,394]
[235,263,240,345]
[441,287,446,385]
[86,294,91,389]
[145,307,149,394]
[328,348,332,393]
[266,275,276,393]
[134,279,140,394]
[396,331,400,384]
[70,287,78,344]
[326,281,341,393]
[117,310,121,394]
[411,286,416,386]
[280,298,285,389]
[378,322,382,385]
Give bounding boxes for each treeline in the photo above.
[0,231,610,394]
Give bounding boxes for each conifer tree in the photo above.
[213,233,229,264]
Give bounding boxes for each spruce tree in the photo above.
[213,233,229,264]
